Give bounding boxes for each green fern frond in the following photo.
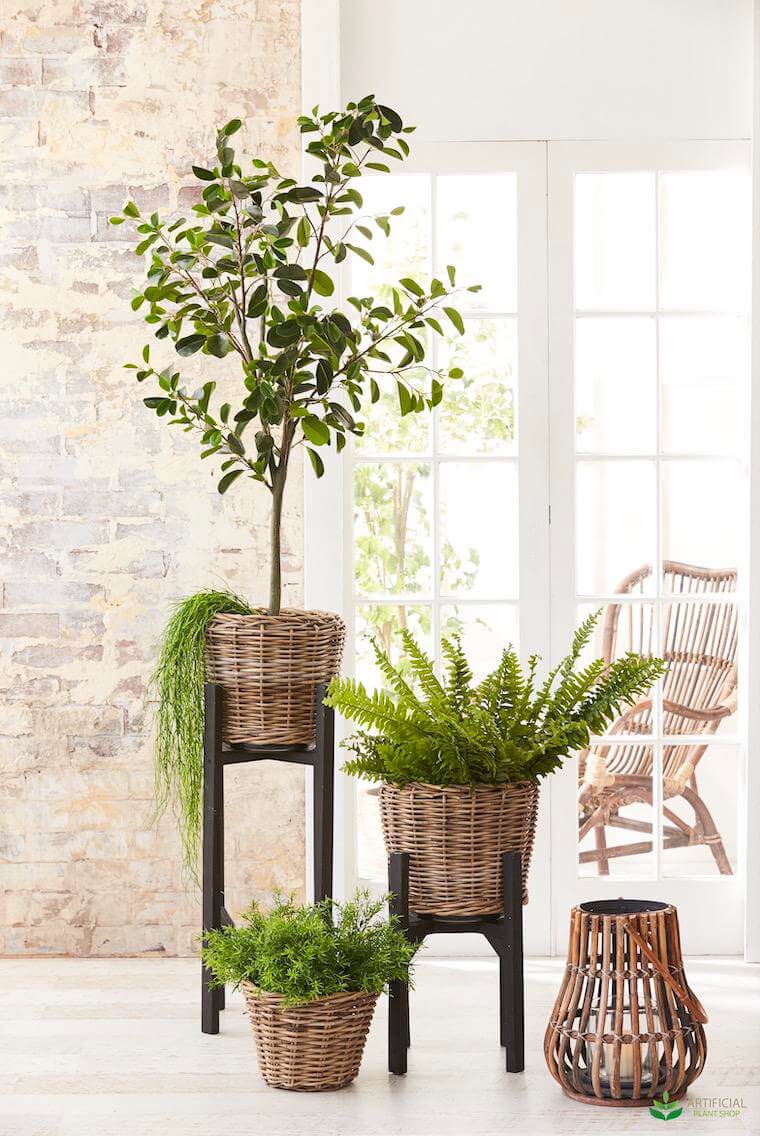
[327,616,665,789]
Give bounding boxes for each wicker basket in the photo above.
[205,608,345,747]
[242,984,378,1091]
[379,781,539,917]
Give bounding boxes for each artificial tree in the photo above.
[112,95,476,615]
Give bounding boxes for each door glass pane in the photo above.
[439,462,518,597]
[349,174,430,299]
[355,604,432,688]
[575,317,657,453]
[436,173,517,311]
[661,597,738,736]
[354,462,432,595]
[576,461,656,594]
[579,742,655,879]
[575,172,656,310]
[440,603,518,678]
[659,171,751,312]
[661,743,738,878]
[438,319,517,455]
[661,460,741,574]
[659,316,747,455]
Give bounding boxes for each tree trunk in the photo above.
[269,465,286,616]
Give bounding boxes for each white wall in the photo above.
[340,0,752,141]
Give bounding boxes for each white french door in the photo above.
[548,143,750,955]
[305,140,751,955]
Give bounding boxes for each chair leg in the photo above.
[595,823,610,876]
[682,787,733,876]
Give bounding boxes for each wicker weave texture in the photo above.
[379,781,539,917]
[242,985,377,1091]
[544,903,707,1106]
[205,609,345,746]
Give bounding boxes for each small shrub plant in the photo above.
[201,892,418,1005]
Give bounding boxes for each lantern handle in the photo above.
[622,920,708,1025]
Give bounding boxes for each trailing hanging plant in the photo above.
[201,891,418,1006]
[325,612,666,787]
[150,589,252,872]
[112,96,477,616]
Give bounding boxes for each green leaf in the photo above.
[443,306,465,335]
[399,277,424,296]
[306,447,325,477]
[312,269,334,297]
[176,333,206,356]
[192,166,216,181]
[205,333,232,358]
[221,118,242,136]
[218,469,243,494]
[302,416,330,446]
[123,201,139,218]
[288,186,323,203]
[108,215,125,225]
[297,216,311,247]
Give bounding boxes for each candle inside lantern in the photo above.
[586,1006,655,1093]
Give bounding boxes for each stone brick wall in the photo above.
[0,0,304,955]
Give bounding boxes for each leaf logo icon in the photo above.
[649,1091,683,1121]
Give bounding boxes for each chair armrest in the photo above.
[661,697,735,723]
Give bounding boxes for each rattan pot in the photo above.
[242,984,378,1091]
[379,781,539,917]
[205,608,345,747]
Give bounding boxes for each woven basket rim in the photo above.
[381,779,539,794]
[241,983,379,1008]
[209,607,344,626]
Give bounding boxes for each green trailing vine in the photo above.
[325,612,666,788]
[150,589,252,874]
[200,891,418,1005]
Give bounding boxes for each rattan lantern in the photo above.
[545,899,707,1106]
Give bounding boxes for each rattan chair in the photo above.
[578,561,737,876]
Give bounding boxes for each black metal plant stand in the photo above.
[388,850,525,1074]
[201,682,334,1034]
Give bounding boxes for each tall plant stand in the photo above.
[388,850,525,1074]
[201,682,334,1034]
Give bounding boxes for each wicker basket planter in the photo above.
[379,781,540,917]
[242,984,378,1091]
[205,608,345,747]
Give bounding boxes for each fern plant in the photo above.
[325,613,666,787]
[201,891,418,1006]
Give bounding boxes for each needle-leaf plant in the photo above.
[325,612,666,787]
[111,96,477,615]
[201,891,418,1006]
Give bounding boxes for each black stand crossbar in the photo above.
[201,682,334,1034]
[388,850,525,1074]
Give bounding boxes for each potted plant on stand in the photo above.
[201,891,418,1091]
[326,615,665,917]
[112,96,476,871]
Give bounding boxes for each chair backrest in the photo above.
[600,562,738,778]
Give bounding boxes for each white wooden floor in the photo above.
[1,957,758,1136]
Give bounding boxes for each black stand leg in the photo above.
[499,851,524,1072]
[389,849,524,1075]
[201,684,224,1035]
[388,852,410,1075]
[313,685,334,903]
[200,683,336,1032]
